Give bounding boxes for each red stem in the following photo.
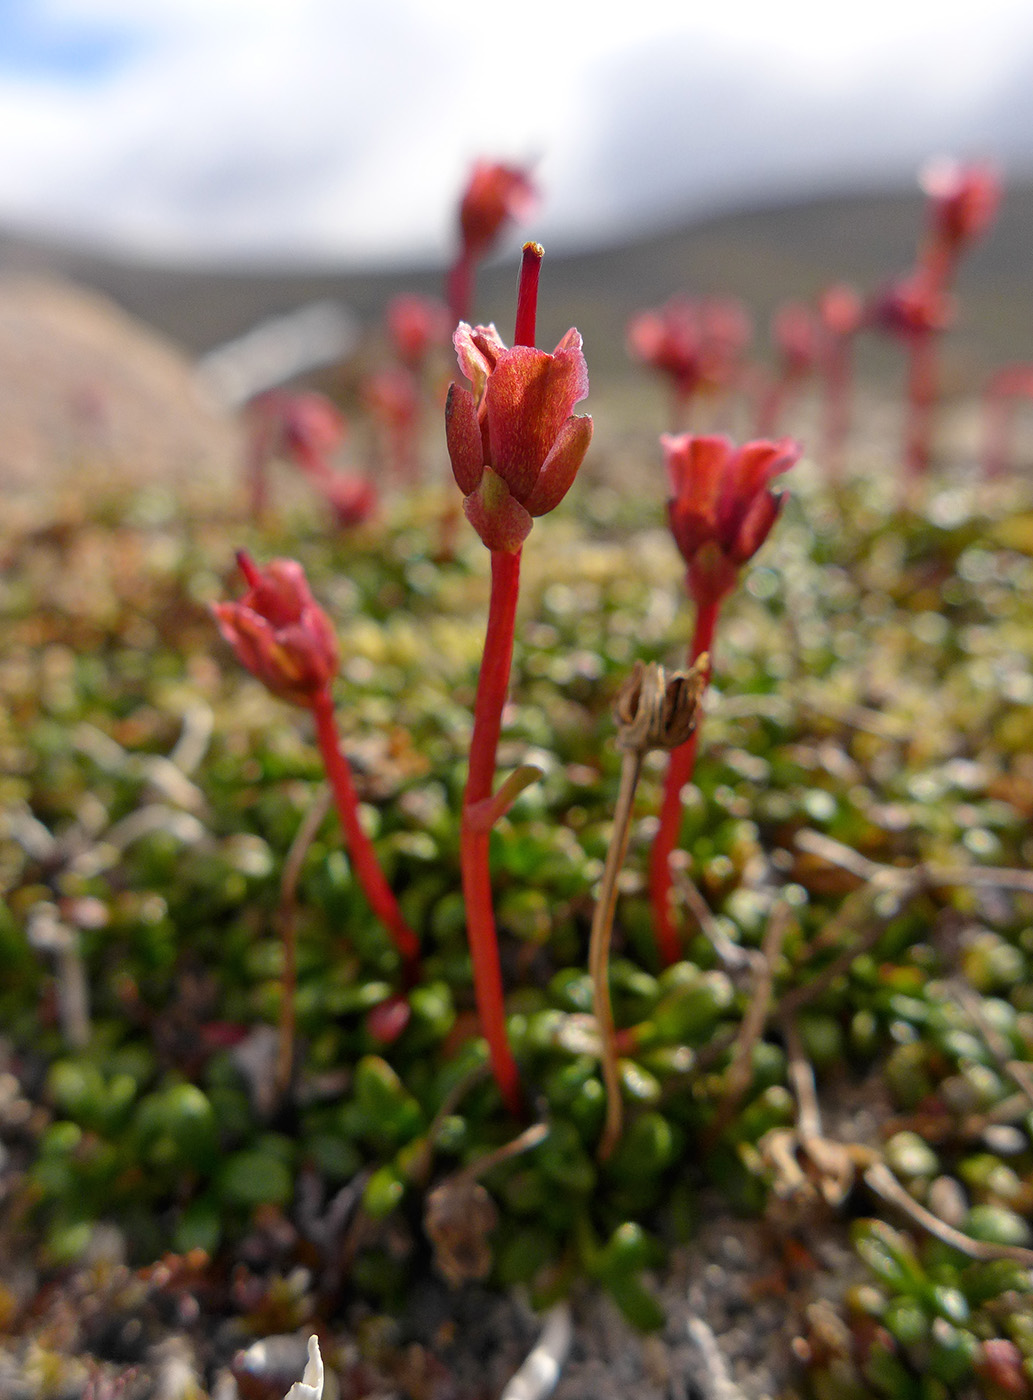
[982,387,1011,479]
[648,591,721,968]
[905,331,938,481]
[461,547,523,1114]
[447,251,475,326]
[822,341,852,482]
[310,688,421,972]
[513,242,543,348]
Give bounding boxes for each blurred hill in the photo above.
[1,182,1030,389]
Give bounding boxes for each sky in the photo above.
[1,0,1032,267]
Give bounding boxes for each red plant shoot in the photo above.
[871,159,1001,485]
[919,157,1001,282]
[756,302,821,436]
[982,363,1033,478]
[447,241,593,1112]
[627,296,752,431]
[868,269,954,482]
[446,161,537,326]
[245,390,378,527]
[387,294,451,372]
[817,283,863,477]
[649,435,800,967]
[213,552,420,975]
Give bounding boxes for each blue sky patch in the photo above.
[0,0,143,82]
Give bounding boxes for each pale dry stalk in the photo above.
[591,660,705,1160]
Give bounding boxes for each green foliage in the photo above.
[3,478,1033,1379]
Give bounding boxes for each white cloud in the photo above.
[0,0,1031,264]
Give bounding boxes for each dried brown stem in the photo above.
[782,1016,824,1143]
[945,977,1033,1111]
[456,1120,550,1185]
[796,828,1033,896]
[707,901,792,1141]
[590,747,645,1162]
[675,870,757,974]
[864,1161,1033,1266]
[594,659,706,1160]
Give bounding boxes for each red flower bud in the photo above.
[387,294,451,370]
[920,157,1001,257]
[458,161,537,261]
[446,322,593,552]
[212,553,339,706]
[868,270,954,342]
[663,433,800,605]
[772,302,821,377]
[628,296,751,398]
[818,282,863,339]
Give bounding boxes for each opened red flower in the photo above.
[445,322,593,552]
[664,434,800,605]
[212,553,339,706]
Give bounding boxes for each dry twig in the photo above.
[864,1161,1033,1266]
[590,661,705,1159]
[707,900,792,1142]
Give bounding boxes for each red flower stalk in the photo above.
[982,363,1033,477]
[869,269,955,483]
[870,160,1000,486]
[387,294,451,372]
[446,161,537,325]
[446,242,592,1112]
[756,302,821,436]
[649,435,799,967]
[627,296,752,430]
[213,552,420,974]
[363,365,422,483]
[919,157,1001,280]
[817,283,863,478]
[245,390,378,527]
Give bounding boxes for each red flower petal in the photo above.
[730,489,782,564]
[523,415,593,516]
[445,382,485,495]
[454,322,507,398]
[661,433,732,514]
[484,343,589,504]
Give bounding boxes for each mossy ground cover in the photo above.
[2,455,1033,1397]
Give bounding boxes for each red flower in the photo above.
[445,322,593,551]
[363,365,419,431]
[322,473,378,528]
[627,297,751,398]
[818,283,863,340]
[248,390,346,467]
[920,157,1001,257]
[387,294,450,370]
[868,270,954,342]
[772,302,820,377]
[458,161,537,261]
[212,553,339,706]
[664,434,800,605]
